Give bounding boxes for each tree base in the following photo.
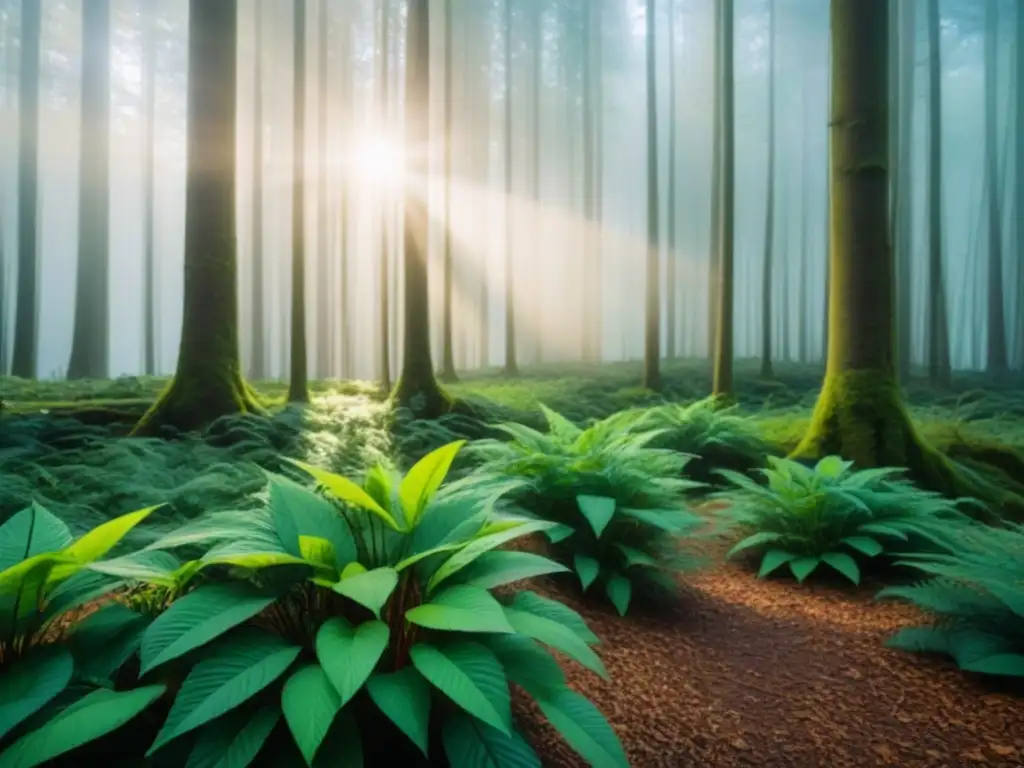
[130,373,265,437]
[391,376,453,420]
[439,368,460,385]
[790,370,1017,521]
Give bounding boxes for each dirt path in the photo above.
[518,563,1024,767]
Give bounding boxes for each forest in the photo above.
[0,0,1022,765]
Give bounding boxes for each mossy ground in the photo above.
[2,357,1023,538]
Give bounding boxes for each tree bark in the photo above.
[665,0,678,361]
[983,0,1008,375]
[925,0,950,384]
[711,0,735,400]
[760,0,776,379]
[141,0,159,376]
[502,0,518,376]
[377,0,390,388]
[440,0,458,383]
[315,0,331,378]
[288,0,310,402]
[249,0,266,380]
[642,0,661,391]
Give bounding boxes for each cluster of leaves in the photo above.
[615,397,772,485]
[0,502,168,767]
[121,441,629,767]
[715,456,975,585]
[468,405,708,615]
[878,522,1024,678]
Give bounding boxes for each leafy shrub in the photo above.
[878,522,1024,677]
[131,441,628,767]
[715,455,974,585]
[0,502,167,766]
[617,397,772,485]
[469,405,708,615]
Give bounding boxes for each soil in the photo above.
[516,556,1024,768]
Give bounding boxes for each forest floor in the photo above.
[1,358,1023,766]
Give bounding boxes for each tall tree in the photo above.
[983,0,1008,375]
[502,0,518,375]
[711,0,735,399]
[665,0,678,360]
[760,0,776,379]
[581,0,598,362]
[315,0,331,378]
[925,0,950,384]
[133,0,263,435]
[288,0,310,403]
[642,0,661,391]
[11,0,41,378]
[141,0,159,375]
[440,0,458,382]
[1015,0,1024,369]
[249,0,267,379]
[893,0,914,380]
[707,0,723,360]
[377,0,391,388]
[392,0,450,416]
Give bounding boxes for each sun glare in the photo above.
[347,137,404,187]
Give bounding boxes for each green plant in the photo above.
[0,502,167,767]
[878,522,1024,677]
[617,397,772,485]
[133,441,629,767]
[715,455,975,585]
[469,405,708,615]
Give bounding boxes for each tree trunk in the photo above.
[665,0,678,360]
[249,0,266,380]
[581,0,597,363]
[893,0,914,381]
[288,0,310,403]
[711,0,735,399]
[315,0,331,379]
[760,0,776,379]
[502,0,518,376]
[11,0,41,378]
[642,0,661,391]
[132,0,263,436]
[440,0,458,383]
[983,0,1008,375]
[141,0,159,376]
[392,0,450,417]
[377,0,390,388]
[925,0,950,384]
[707,0,722,360]
[1015,0,1024,369]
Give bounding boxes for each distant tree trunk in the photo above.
[642,0,661,391]
[760,0,776,379]
[11,0,41,378]
[288,0,310,403]
[0,1,8,375]
[132,0,263,436]
[798,68,810,363]
[707,0,722,360]
[925,0,950,384]
[249,0,266,380]
[440,0,458,383]
[1015,0,1024,369]
[529,0,543,365]
[377,0,390,388]
[581,0,597,363]
[711,0,735,399]
[793,0,971,497]
[502,0,518,376]
[315,0,331,378]
[392,0,450,417]
[665,0,678,360]
[141,0,159,376]
[593,0,604,361]
[983,0,1008,375]
[893,0,913,381]
[337,7,352,379]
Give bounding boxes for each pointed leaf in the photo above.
[573,555,600,591]
[575,496,616,538]
[0,503,72,571]
[726,531,786,559]
[410,642,511,735]
[841,535,884,558]
[604,573,632,616]
[284,459,400,531]
[365,668,432,756]
[331,567,398,619]
[184,705,280,768]
[451,551,568,591]
[508,591,599,644]
[316,619,389,707]
[298,536,338,574]
[960,653,1024,677]
[443,713,542,768]
[0,647,73,742]
[821,552,861,585]
[405,585,515,634]
[522,687,629,768]
[281,665,342,767]
[427,519,554,593]
[266,474,359,561]
[485,635,566,694]
[789,556,820,584]
[60,505,163,566]
[503,608,607,678]
[615,545,658,569]
[400,441,467,527]
[544,524,575,544]
[757,549,795,578]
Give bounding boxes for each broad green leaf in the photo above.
[615,545,658,569]
[140,583,277,674]
[201,545,308,571]
[821,552,860,585]
[184,705,280,768]
[410,642,511,735]
[394,542,465,572]
[399,441,466,527]
[427,520,554,593]
[0,685,166,768]
[544,524,574,544]
[281,665,342,767]
[331,567,398,619]
[58,505,163,569]
[789,556,820,584]
[757,549,795,578]
[856,522,909,541]
[604,573,632,616]
[523,687,628,768]
[311,708,362,768]
[148,629,301,753]
[617,507,687,534]
[443,713,542,768]
[485,635,566,694]
[340,562,367,579]
[960,653,1024,677]
[365,668,431,755]
[298,536,338,574]
[575,496,616,538]
[0,647,73,742]
[726,531,786,559]
[508,591,599,645]
[316,619,389,707]
[266,474,358,560]
[285,459,400,531]
[502,608,607,678]
[405,585,515,634]
[86,550,181,587]
[69,603,150,682]
[841,535,884,558]
[452,551,568,591]
[574,555,599,591]
[814,455,852,478]
[0,554,65,622]
[0,503,73,572]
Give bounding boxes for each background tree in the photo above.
[288,0,309,403]
[141,0,159,376]
[642,0,660,391]
[711,0,735,400]
[760,0,776,380]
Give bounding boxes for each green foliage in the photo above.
[0,502,167,766]
[716,455,976,585]
[878,522,1024,678]
[133,441,627,768]
[469,405,708,615]
[615,397,773,485]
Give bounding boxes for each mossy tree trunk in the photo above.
[439,0,458,384]
[711,0,735,400]
[132,0,262,437]
[288,0,310,403]
[392,0,450,418]
[642,0,661,392]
